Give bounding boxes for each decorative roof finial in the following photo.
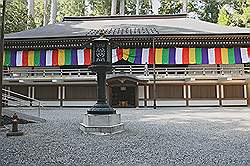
[99,29,105,38]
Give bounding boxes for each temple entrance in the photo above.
[107,76,147,108]
[111,86,136,107]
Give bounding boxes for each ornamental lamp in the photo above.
[91,35,112,66]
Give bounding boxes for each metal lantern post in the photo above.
[80,34,124,135]
[88,36,116,114]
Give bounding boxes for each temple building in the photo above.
[3,14,250,107]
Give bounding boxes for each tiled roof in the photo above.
[5,14,250,40]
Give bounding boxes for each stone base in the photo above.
[6,131,24,137]
[80,113,124,135]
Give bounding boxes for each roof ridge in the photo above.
[63,14,187,22]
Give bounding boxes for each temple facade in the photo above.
[3,14,250,107]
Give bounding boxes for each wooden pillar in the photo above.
[185,84,190,107]
[135,86,139,108]
[216,84,220,106]
[218,84,223,107]
[32,86,35,98]
[62,86,65,107]
[243,84,247,101]
[58,86,62,107]
[147,85,150,107]
[28,86,31,98]
[28,86,32,106]
[183,84,188,107]
[246,83,250,106]
[58,85,65,107]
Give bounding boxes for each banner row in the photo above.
[112,48,250,64]
[4,49,91,67]
[3,47,250,67]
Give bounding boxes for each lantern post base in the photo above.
[6,131,24,137]
[80,113,124,135]
[87,102,116,114]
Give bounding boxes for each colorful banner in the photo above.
[3,47,250,67]
[4,48,91,67]
[112,47,250,64]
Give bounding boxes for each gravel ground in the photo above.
[0,107,249,165]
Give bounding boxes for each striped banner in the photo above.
[3,47,250,66]
[4,48,91,67]
[112,47,250,64]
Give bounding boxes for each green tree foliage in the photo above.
[33,0,45,27]
[200,0,220,23]
[159,0,182,14]
[5,0,28,34]
[4,0,86,34]
[57,0,85,21]
[88,0,111,16]
[139,0,150,15]
[218,7,230,25]
[188,0,220,23]
[217,0,250,27]
[241,0,250,27]
[124,0,149,15]
[188,0,249,27]
[87,0,149,16]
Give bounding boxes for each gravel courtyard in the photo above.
[0,107,249,165]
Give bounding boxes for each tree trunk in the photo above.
[152,0,160,15]
[43,0,48,26]
[120,0,125,15]
[49,0,57,24]
[148,0,153,14]
[27,0,35,29]
[27,0,34,17]
[136,0,140,15]
[111,0,117,15]
[181,0,187,13]
[85,0,91,16]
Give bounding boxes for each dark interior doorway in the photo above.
[111,86,135,107]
